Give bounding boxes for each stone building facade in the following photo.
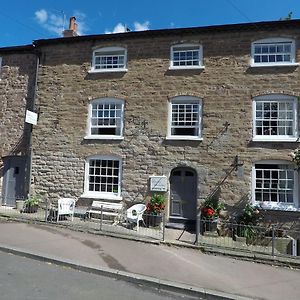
[2,19,300,224]
[0,45,37,205]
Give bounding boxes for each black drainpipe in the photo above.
[26,47,41,197]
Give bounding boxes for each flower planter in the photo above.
[23,205,38,213]
[201,218,218,233]
[145,214,162,227]
[15,200,25,212]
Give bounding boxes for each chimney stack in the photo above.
[63,16,78,37]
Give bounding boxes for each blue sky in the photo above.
[1,0,299,47]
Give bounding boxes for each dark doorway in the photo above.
[1,156,27,206]
[169,167,197,221]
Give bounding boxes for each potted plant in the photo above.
[23,195,41,213]
[201,197,225,219]
[145,194,165,227]
[201,197,225,232]
[235,203,261,244]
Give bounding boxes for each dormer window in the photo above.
[90,47,127,72]
[170,44,204,70]
[251,38,297,67]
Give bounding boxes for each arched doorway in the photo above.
[169,167,197,221]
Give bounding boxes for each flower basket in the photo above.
[23,195,40,214]
[145,194,165,227]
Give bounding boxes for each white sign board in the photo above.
[150,176,168,192]
[25,110,38,125]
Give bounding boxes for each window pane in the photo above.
[255,164,295,205]
[88,159,120,195]
[171,101,200,137]
[255,99,296,137]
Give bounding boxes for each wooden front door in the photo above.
[170,167,197,220]
[1,156,27,206]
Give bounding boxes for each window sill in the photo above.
[88,68,128,74]
[84,136,124,140]
[252,137,298,142]
[81,193,123,201]
[253,201,299,212]
[166,136,203,141]
[168,66,205,70]
[250,63,299,68]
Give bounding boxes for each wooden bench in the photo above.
[86,201,123,219]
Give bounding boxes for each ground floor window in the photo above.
[253,161,298,209]
[84,156,121,198]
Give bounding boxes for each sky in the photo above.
[0,0,299,47]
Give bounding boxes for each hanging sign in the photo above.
[25,110,38,125]
[150,176,168,192]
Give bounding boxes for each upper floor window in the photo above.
[170,44,204,69]
[251,38,297,67]
[252,94,298,142]
[86,98,124,139]
[83,155,122,200]
[90,47,127,72]
[167,96,202,140]
[252,161,298,210]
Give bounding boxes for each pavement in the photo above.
[0,220,299,300]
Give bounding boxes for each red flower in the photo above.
[202,207,215,218]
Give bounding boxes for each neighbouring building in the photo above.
[1,19,300,225]
[0,45,37,206]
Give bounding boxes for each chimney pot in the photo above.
[63,16,78,37]
[69,16,76,30]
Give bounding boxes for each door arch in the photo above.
[169,167,197,220]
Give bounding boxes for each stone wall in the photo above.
[31,26,300,220]
[0,50,37,200]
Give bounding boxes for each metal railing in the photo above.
[0,203,165,241]
[196,217,300,258]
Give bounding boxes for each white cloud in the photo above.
[134,21,150,31]
[105,21,150,34]
[73,10,88,35]
[105,23,127,34]
[34,9,88,36]
[35,9,48,24]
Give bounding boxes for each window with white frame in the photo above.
[167,96,202,140]
[170,44,203,69]
[251,38,296,67]
[87,98,124,139]
[84,156,122,198]
[91,47,127,72]
[253,94,298,141]
[253,161,298,209]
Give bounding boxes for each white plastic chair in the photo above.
[126,204,146,231]
[57,198,76,222]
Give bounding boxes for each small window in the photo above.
[251,38,297,67]
[86,98,124,139]
[253,161,298,210]
[84,155,122,199]
[167,96,202,140]
[90,47,127,72]
[170,44,204,69]
[252,94,298,141]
